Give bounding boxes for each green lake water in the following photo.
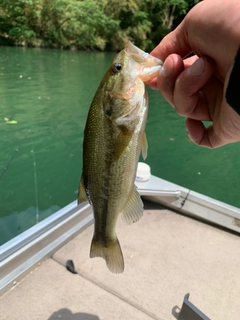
[1,46,240,245]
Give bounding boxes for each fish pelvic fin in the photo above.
[90,236,124,274]
[121,187,144,225]
[78,175,89,205]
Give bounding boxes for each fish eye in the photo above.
[112,63,122,74]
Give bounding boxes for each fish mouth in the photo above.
[126,41,163,82]
[126,41,163,67]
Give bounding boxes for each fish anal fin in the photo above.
[90,236,124,274]
[141,131,148,160]
[78,175,90,205]
[121,187,143,225]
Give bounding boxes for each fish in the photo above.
[78,42,162,273]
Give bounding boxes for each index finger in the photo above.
[150,21,192,61]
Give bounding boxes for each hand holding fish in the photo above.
[150,0,240,148]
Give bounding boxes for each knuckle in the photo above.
[174,105,190,117]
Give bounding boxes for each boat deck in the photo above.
[1,200,240,320]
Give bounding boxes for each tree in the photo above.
[0,0,200,51]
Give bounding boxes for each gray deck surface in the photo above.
[1,201,240,320]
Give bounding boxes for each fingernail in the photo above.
[161,66,171,77]
[187,58,204,76]
[161,57,173,77]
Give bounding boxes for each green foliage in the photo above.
[0,0,200,51]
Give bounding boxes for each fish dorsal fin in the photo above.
[121,187,143,225]
[78,175,90,205]
[141,131,148,160]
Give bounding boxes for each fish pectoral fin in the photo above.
[78,175,89,205]
[90,236,124,273]
[121,187,143,225]
[141,131,148,160]
[114,129,134,159]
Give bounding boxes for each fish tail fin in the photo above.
[90,236,124,274]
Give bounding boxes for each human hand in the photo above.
[150,0,240,148]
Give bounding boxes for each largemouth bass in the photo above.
[78,42,162,273]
